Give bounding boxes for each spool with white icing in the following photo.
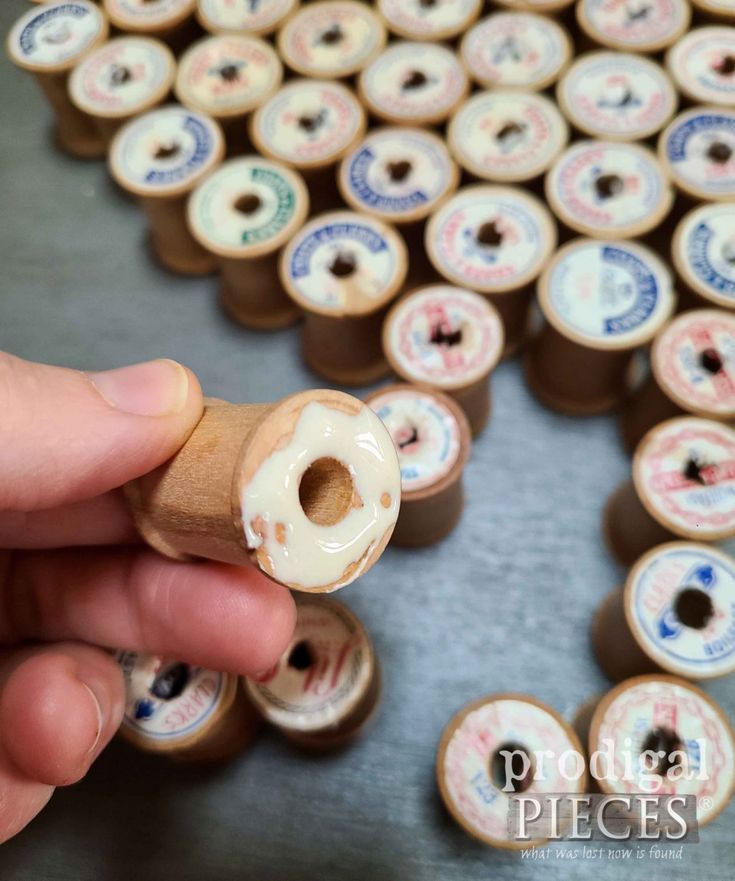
[673,202,735,310]
[103,0,196,39]
[382,285,505,436]
[245,596,380,748]
[667,28,735,108]
[366,384,471,547]
[187,156,309,328]
[68,36,176,146]
[659,108,735,202]
[526,238,675,415]
[605,417,735,566]
[437,694,587,849]
[576,0,690,54]
[196,0,298,36]
[6,1,109,157]
[585,676,735,828]
[277,1,386,79]
[109,105,225,275]
[621,309,735,451]
[127,391,402,593]
[358,42,469,127]
[116,651,260,760]
[557,52,677,141]
[460,12,572,92]
[377,0,482,42]
[447,91,568,184]
[593,543,735,682]
[545,140,673,240]
[279,210,408,384]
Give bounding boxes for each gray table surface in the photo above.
[0,3,733,878]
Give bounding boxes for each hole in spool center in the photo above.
[419,0,437,6]
[288,640,315,670]
[109,64,132,86]
[299,457,354,526]
[683,456,708,485]
[700,347,724,374]
[397,424,419,449]
[386,159,412,183]
[298,111,326,133]
[218,63,241,82]
[403,70,428,90]
[674,587,715,630]
[153,141,181,160]
[708,141,733,164]
[496,121,525,144]
[234,193,262,215]
[713,54,735,76]
[626,2,651,20]
[477,220,503,247]
[329,251,357,277]
[150,663,190,701]
[595,173,624,200]
[319,24,343,45]
[490,742,535,793]
[430,322,463,347]
[641,727,684,776]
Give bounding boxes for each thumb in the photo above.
[0,352,203,511]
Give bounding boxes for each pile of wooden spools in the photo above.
[8,0,735,852]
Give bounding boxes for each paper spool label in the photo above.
[628,545,735,678]
[253,81,363,168]
[198,0,296,34]
[110,106,222,194]
[543,240,673,347]
[579,0,688,51]
[461,12,570,91]
[188,157,303,254]
[662,110,735,200]
[547,142,670,237]
[8,1,105,69]
[440,698,582,845]
[448,92,567,182]
[70,37,174,115]
[117,652,228,745]
[340,128,455,222]
[378,0,481,40]
[594,678,734,823]
[635,418,735,539]
[369,388,462,493]
[176,36,281,116]
[386,286,504,388]
[278,1,384,78]
[360,42,468,124]
[247,599,373,731]
[559,53,676,141]
[668,28,735,108]
[284,212,403,312]
[654,311,735,418]
[105,0,194,27]
[675,203,735,308]
[427,186,553,293]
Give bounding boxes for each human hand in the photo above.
[0,353,296,842]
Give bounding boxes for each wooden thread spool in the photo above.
[109,105,225,275]
[425,184,557,359]
[575,0,691,54]
[436,694,587,850]
[672,203,735,312]
[525,238,676,416]
[621,309,735,452]
[604,416,735,566]
[6,1,109,159]
[593,542,735,683]
[447,91,569,188]
[187,156,309,329]
[495,0,575,12]
[358,42,469,127]
[250,79,366,215]
[279,210,408,385]
[690,0,735,22]
[68,36,176,148]
[175,34,282,156]
[126,391,401,593]
[102,0,198,50]
[277,1,386,80]
[116,651,261,762]
[365,384,471,547]
[382,285,505,436]
[460,12,572,93]
[337,127,459,290]
[196,0,298,37]
[658,107,735,205]
[377,0,482,43]
[245,596,380,751]
[556,51,678,143]
[575,675,735,829]
[666,27,735,109]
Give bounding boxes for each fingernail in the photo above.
[80,682,105,755]
[87,359,190,417]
